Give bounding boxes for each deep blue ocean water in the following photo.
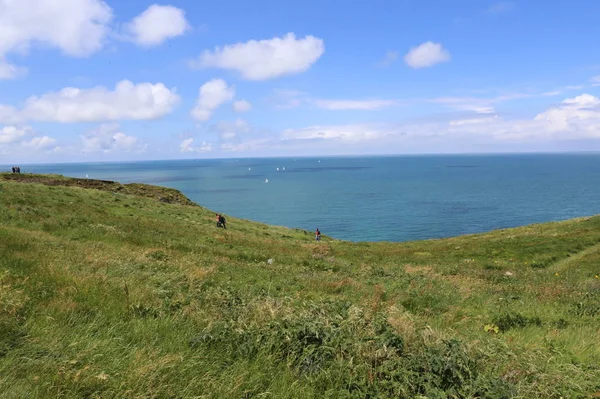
[5,154,600,242]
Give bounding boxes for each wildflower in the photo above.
[555,273,559,276]
[595,275,599,279]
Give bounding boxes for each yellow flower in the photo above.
[595,275,599,279]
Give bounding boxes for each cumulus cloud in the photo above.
[0,0,112,77]
[191,79,235,122]
[0,1,193,77]
[16,80,179,123]
[404,42,450,69]
[0,125,57,150]
[233,100,252,112]
[192,33,325,80]
[180,138,212,153]
[0,126,29,144]
[533,94,600,135]
[125,4,189,47]
[82,123,146,153]
[313,99,397,110]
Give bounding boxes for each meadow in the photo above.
[1,173,599,398]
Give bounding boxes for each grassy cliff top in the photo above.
[1,174,599,398]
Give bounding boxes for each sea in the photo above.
[5,154,600,242]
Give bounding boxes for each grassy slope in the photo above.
[1,174,599,398]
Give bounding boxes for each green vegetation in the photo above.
[1,173,599,398]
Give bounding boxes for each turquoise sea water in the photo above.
[5,154,600,242]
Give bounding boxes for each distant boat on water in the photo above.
[265,178,269,183]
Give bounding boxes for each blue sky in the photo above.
[1,0,600,164]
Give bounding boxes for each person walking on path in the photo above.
[315,228,321,241]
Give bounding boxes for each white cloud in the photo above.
[225,93,600,155]
[0,126,29,144]
[192,33,324,80]
[180,138,195,152]
[0,125,58,151]
[233,100,252,112]
[430,92,537,113]
[431,97,498,113]
[0,0,112,74]
[191,79,235,122]
[211,119,250,140]
[125,4,189,47]
[591,76,600,86]
[404,42,450,69]
[268,90,398,111]
[180,138,212,153]
[533,94,600,134]
[23,135,57,149]
[449,116,498,126]
[17,80,179,123]
[82,123,145,153]
[0,60,26,80]
[314,99,397,110]
[282,124,394,142]
[0,105,21,124]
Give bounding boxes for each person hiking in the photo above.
[219,214,227,229]
[216,214,222,228]
[315,228,321,241]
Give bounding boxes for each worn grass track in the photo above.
[549,241,600,273]
[0,174,599,398]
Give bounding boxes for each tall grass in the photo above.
[0,175,599,398]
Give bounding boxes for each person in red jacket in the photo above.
[315,228,321,241]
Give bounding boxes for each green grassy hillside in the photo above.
[1,174,599,398]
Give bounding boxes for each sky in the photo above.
[1,0,600,164]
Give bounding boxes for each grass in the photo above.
[0,173,599,398]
